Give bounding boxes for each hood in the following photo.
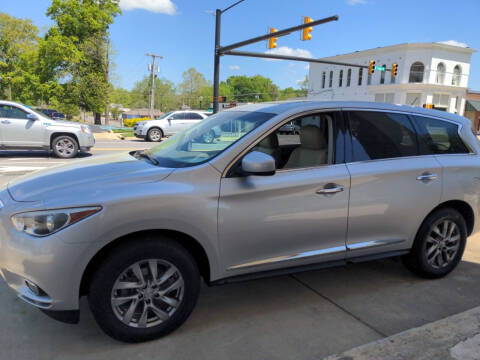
[7,152,174,202]
[49,119,86,128]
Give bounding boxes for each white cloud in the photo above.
[119,0,176,14]
[265,46,313,60]
[438,40,468,48]
[228,65,240,71]
[347,0,366,4]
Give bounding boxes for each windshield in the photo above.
[144,110,275,168]
[157,111,174,120]
[29,108,51,120]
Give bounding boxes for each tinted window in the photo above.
[413,115,469,154]
[188,113,203,120]
[170,113,184,120]
[0,105,29,119]
[348,111,418,161]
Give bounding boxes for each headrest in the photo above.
[300,125,326,149]
[258,133,279,149]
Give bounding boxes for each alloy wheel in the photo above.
[111,259,184,328]
[425,219,461,269]
[55,138,75,156]
[149,129,162,141]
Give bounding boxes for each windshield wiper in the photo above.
[134,150,159,165]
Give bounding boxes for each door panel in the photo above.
[0,105,44,147]
[166,112,185,134]
[346,157,442,257]
[219,164,350,274]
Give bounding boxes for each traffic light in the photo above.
[302,16,313,41]
[423,103,435,109]
[368,60,375,75]
[391,63,398,76]
[268,28,278,49]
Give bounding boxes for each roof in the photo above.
[317,42,476,61]
[466,99,480,112]
[226,100,470,126]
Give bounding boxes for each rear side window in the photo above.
[188,113,204,120]
[348,111,418,161]
[413,115,469,154]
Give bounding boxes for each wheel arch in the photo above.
[425,200,474,236]
[147,126,164,137]
[79,229,211,296]
[50,132,79,149]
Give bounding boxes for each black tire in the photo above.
[51,135,79,158]
[403,208,467,279]
[88,237,200,343]
[146,127,163,142]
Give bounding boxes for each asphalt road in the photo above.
[0,138,480,359]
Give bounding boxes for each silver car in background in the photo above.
[134,110,209,142]
[1,101,479,342]
[0,101,95,158]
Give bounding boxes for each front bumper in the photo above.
[79,132,95,150]
[0,189,101,313]
[134,126,147,139]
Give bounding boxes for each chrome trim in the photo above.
[347,239,405,251]
[17,285,52,309]
[227,245,346,270]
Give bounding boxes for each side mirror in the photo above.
[241,151,276,176]
[27,113,38,121]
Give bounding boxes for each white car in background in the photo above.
[134,110,211,142]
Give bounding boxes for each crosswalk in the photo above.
[0,158,68,176]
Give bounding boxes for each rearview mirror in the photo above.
[241,151,276,176]
[27,113,38,121]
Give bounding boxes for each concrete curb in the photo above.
[324,306,480,360]
[93,132,124,141]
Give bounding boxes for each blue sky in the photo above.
[2,0,480,90]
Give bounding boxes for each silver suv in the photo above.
[134,110,209,142]
[1,101,479,342]
[0,101,95,158]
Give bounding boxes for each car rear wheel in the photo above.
[147,128,163,142]
[52,135,79,158]
[88,237,200,343]
[403,208,467,278]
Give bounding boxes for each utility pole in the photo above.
[104,39,110,126]
[146,53,163,119]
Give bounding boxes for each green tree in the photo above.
[40,0,121,123]
[131,76,179,112]
[0,12,43,103]
[226,75,279,102]
[178,67,209,107]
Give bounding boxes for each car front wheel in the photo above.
[88,237,200,342]
[52,135,79,158]
[403,207,467,278]
[147,128,163,142]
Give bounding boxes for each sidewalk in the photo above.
[325,306,480,360]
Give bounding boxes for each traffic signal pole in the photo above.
[213,9,222,114]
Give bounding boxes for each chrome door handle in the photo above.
[1,120,10,124]
[416,173,437,182]
[316,184,344,195]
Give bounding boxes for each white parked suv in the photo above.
[0,101,95,158]
[134,110,210,142]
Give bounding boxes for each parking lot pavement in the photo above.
[0,140,479,359]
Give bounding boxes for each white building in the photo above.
[307,42,476,114]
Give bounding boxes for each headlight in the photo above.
[81,125,91,134]
[11,207,101,237]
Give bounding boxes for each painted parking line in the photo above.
[92,148,143,151]
[0,166,47,173]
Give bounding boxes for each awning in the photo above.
[466,99,480,111]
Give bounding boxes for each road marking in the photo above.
[0,166,47,173]
[92,148,142,151]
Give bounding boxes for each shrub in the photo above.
[123,117,150,128]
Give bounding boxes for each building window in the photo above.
[406,93,421,107]
[436,63,446,84]
[347,69,351,87]
[374,93,395,103]
[329,71,333,88]
[379,64,386,84]
[358,68,363,86]
[322,72,326,89]
[409,62,425,83]
[433,94,450,110]
[339,70,343,87]
[452,65,462,86]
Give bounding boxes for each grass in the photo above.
[111,129,134,137]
